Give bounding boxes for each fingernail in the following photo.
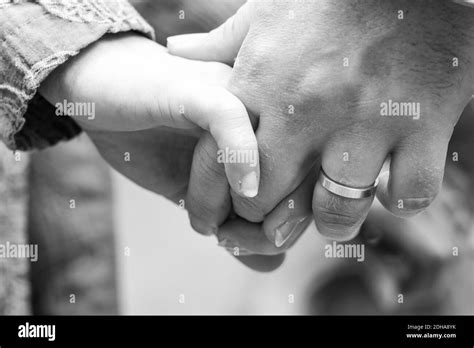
[402,198,434,211]
[239,171,259,198]
[393,197,434,218]
[274,217,307,248]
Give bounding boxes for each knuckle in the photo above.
[186,182,230,227]
[193,144,226,184]
[231,193,266,223]
[186,192,214,219]
[313,193,366,230]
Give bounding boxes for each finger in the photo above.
[186,133,231,236]
[219,177,314,254]
[230,110,316,223]
[376,137,448,217]
[171,85,260,198]
[217,170,315,254]
[313,137,388,241]
[217,170,315,255]
[262,166,318,248]
[167,2,251,65]
[186,134,285,269]
[366,197,452,267]
[217,218,284,256]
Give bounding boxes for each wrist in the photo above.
[39,32,149,103]
[39,33,163,131]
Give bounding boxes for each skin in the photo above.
[38,31,309,254]
[38,32,285,271]
[168,0,474,244]
[35,2,474,286]
[88,127,286,271]
[39,33,260,200]
[21,0,471,314]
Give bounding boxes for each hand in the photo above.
[39,32,260,198]
[168,0,474,242]
[313,103,474,313]
[88,126,197,203]
[180,130,317,255]
[89,127,287,272]
[38,31,286,270]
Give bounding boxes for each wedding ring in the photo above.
[319,169,378,199]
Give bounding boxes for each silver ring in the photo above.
[319,169,378,199]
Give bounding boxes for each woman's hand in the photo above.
[39,33,260,198]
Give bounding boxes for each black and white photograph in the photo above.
[1,0,474,345]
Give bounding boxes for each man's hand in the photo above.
[168,0,474,242]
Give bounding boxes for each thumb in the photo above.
[167,2,251,65]
[169,84,260,198]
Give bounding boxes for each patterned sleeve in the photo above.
[0,0,155,151]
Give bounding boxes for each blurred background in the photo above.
[1,0,473,316]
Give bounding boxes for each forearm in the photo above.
[0,0,154,151]
[38,33,166,132]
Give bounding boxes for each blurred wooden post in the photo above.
[28,134,117,314]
